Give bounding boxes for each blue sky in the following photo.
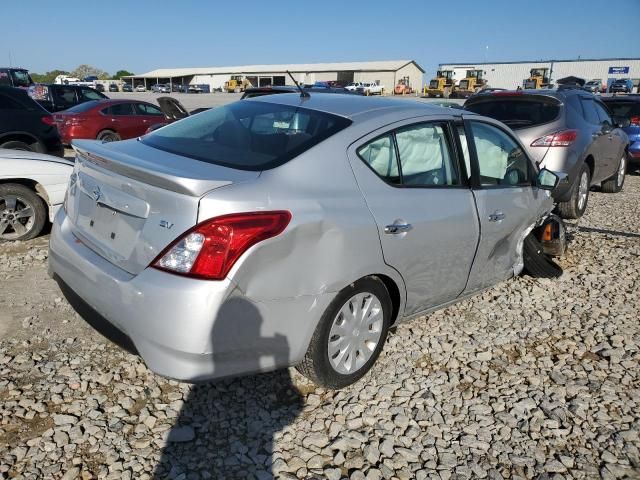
[4,0,639,78]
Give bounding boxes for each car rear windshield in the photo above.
[141,100,352,170]
[465,97,560,129]
[65,101,100,113]
[604,101,640,118]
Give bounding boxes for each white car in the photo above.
[0,149,73,241]
[345,82,365,92]
[135,85,146,92]
[356,82,385,95]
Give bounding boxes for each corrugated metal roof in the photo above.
[124,60,424,78]
[440,57,640,67]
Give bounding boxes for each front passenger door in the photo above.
[462,119,552,292]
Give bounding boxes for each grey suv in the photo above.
[465,89,629,218]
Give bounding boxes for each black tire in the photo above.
[0,140,35,152]
[0,184,47,241]
[556,164,590,219]
[97,130,121,143]
[601,154,626,193]
[296,276,392,389]
[522,234,562,279]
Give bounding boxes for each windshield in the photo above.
[466,98,561,129]
[141,100,352,171]
[604,101,640,119]
[429,80,439,89]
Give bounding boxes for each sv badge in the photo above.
[159,220,174,229]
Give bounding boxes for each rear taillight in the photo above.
[64,116,86,126]
[152,211,291,280]
[41,115,55,126]
[630,116,640,126]
[531,130,578,147]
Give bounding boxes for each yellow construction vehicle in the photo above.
[454,69,488,98]
[523,68,551,89]
[224,75,253,93]
[423,70,455,98]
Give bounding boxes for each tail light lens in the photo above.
[63,116,86,126]
[152,211,291,280]
[630,116,640,126]
[531,130,578,147]
[41,115,55,126]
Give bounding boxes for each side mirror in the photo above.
[537,168,559,190]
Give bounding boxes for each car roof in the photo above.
[246,92,457,119]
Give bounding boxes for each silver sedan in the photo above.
[49,93,563,388]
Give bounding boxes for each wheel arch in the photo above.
[371,273,403,326]
[584,154,595,179]
[0,178,50,206]
[0,132,42,148]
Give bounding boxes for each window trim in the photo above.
[463,119,538,190]
[355,119,469,190]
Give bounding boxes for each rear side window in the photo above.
[141,101,352,170]
[594,102,612,124]
[357,122,460,187]
[52,86,77,104]
[104,103,134,115]
[135,103,163,116]
[465,98,560,129]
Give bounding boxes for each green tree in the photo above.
[30,69,69,83]
[113,70,134,79]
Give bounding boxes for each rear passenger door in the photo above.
[102,103,138,139]
[461,119,551,292]
[348,119,479,315]
[133,103,166,135]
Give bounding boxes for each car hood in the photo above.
[0,149,73,166]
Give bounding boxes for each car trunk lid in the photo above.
[65,139,259,275]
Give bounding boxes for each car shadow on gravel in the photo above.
[578,226,640,239]
[154,297,304,479]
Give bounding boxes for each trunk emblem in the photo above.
[159,220,174,229]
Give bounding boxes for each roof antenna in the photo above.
[287,70,310,99]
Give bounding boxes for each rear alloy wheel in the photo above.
[97,130,121,143]
[556,164,590,219]
[0,140,35,152]
[601,154,626,193]
[297,277,391,389]
[0,184,47,241]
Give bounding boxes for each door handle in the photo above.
[488,211,505,222]
[384,223,412,234]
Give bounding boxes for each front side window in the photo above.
[469,121,532,187]
[135,103,163,116]
[395,123,459,186]
[594,101,612,125]
[80,88,105,101]
[580,97,600,125]
[141,101,351,170]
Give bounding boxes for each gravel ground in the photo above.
[1,173,639,480]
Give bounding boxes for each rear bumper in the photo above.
[629,142,640,164]
[48,209,333,382]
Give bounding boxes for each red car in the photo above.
[54,99,167,145]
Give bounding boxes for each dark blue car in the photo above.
[603,96,640,166]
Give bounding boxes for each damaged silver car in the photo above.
[49,93,566,389]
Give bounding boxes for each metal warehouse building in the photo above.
[438,57,640,90]
[124,60,424,92]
